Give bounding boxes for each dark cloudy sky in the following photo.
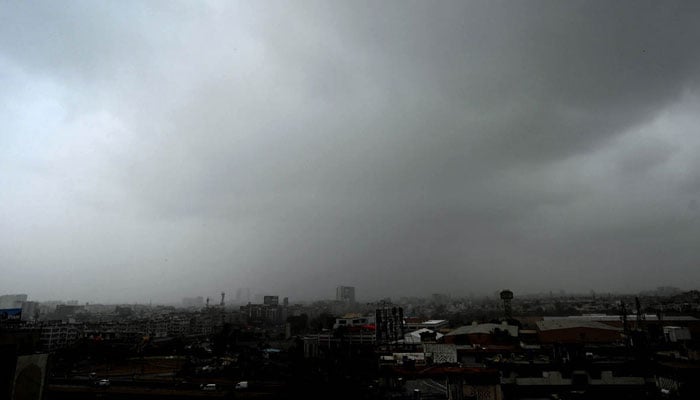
[2,1,700,303]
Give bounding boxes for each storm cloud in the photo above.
[2,1,700,303]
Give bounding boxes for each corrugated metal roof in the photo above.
[423,319,448,325]
[536,320,622,331]
[445,323,518,337]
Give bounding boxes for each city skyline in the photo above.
[2,284,694,306]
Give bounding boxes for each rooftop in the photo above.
[445,323,518,337]
[536,320,622,331]
[543,314,698,322]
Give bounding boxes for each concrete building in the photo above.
[39,323,81,351]
[240,301,285,325]
[20,302,38,322]
[53,304,84,321]
[403,328,444,344]
[336,286,355,303]
[333,314,375,330]
[263,296,279,306]
[0,294,28,309]
[423,343,458,364]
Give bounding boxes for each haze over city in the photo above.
[2,1,700,304]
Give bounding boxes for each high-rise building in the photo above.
[263,296,279,306]
[336,286,355,303]
[0,294,28,309]
[20,301,39,321]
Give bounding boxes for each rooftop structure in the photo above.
[446,323,519,338]
[403,328,444,344]
[404,319,450,331]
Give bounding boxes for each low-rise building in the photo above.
[536,320,622,344]
[333,314,375,330]
[404,318,449,331]
[39,323,81,351]
[444,323,519,345]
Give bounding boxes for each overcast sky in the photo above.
[2,1,700,304]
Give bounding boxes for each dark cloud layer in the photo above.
[2,1,700,303]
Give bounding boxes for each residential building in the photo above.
[336,286,356,303]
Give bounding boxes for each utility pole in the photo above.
[635,296,644,330]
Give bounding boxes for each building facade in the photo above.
[336,286,355,303]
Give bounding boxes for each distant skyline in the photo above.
[2,2,700,304]
[6,284,693,306]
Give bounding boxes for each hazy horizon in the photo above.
[12,284,693,306]
[2,1,700,304]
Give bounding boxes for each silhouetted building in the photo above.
[336,286,355,303]
[376,306,404,344]
[115,306,133,317]
[20,302,38,322]
[263,296,279,306]
[240,300,285,325]
[53,304,83,321]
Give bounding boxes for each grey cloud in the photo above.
[2,1,700,302]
